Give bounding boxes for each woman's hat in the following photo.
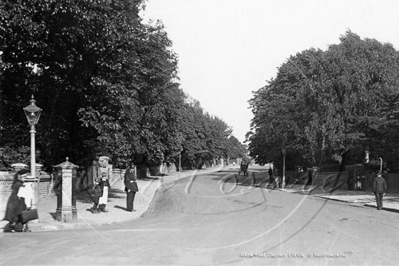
[18,169,30,176]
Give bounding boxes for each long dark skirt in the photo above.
[4,181,26,223]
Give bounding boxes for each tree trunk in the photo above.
[136,163,147,179]
[148,165,161,176]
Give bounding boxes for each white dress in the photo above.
[98,186,109,205]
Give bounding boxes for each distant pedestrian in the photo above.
[274,176,280,188]
[268,168,274,187]
[3,169,32,232]
[373,173,387,210]
[124,167,139,212]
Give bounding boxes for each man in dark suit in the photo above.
[268,168,273,188]
[373,173,387,210]
[124,167,139,212]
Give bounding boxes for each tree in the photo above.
[0,0,242,175]
[225,136,246,161]
[248,31,399,171]
[0,0,147,167]
[174,98,240,170]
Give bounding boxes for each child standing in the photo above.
[90,173,111,213]
[98,172,110,212]
[90,178,102,214]
[98,173,111,212]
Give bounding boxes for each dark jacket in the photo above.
[4,180,27,222]
[93,178,111,198]
[124,171,138,193]
[373,175,387,194]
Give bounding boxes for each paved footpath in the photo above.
[280,184,399,212]
[0,165,226,233]
[2,166,399,233]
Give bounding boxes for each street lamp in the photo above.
[282,148,286,188]
[23,95,42,178]
[179,153,181,176]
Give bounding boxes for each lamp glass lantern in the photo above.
[23,96,42,125]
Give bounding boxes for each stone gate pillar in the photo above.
[98,156,108,173]
[98,156,111,181]
[54,158,79,223]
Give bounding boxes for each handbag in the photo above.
[21,209,39,223]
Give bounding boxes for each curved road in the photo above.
[1,168,398,265]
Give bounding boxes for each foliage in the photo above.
[225,136,247,159]
[0,145,41,170]
[175,98,237,169]
[248,31,399,172]
[0,0,245,174]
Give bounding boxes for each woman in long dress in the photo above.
[3,169,31,232]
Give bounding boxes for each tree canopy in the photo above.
[248,31,399,172]
[0,0,244,172]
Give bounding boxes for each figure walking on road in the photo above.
[124,167,139,212]
[373,173,387,210]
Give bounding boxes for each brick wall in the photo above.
[37,175,55,199]
[0,174,13,215]
[0,174,56,218]
[284,170,399,192]
[283,171,348,190]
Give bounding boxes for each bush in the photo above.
[0,145,41,171]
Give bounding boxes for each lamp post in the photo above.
[179,153,181,177]
[282,148,286,188]
[23,95,42,178]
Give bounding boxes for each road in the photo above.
[1,168,398,265]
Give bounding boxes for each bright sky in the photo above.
[141,0,399,143]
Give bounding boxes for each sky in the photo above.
[141,0,399,143]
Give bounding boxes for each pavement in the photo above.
[2,166,399,233]
[0,165,226,233]
[280,184,399,212]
